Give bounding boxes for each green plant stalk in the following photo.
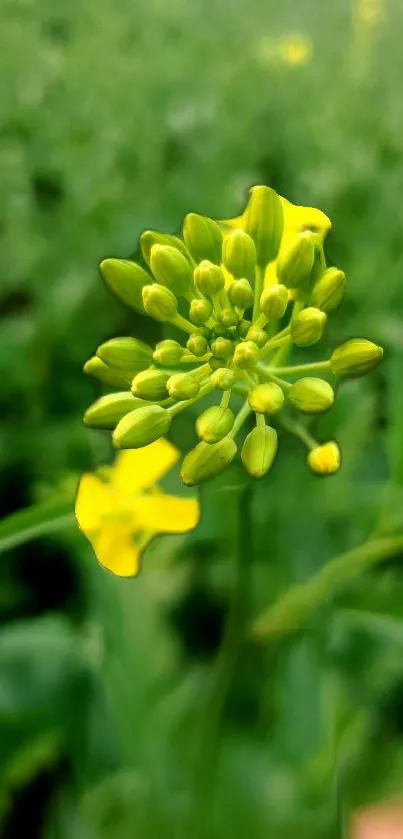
[252,264,264,322]
[0,496,75,554]
[274,360,331,376]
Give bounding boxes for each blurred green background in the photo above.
[1,0,403,835]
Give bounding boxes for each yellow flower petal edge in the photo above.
[112,439,179,494]
[75,474,113,534]
[94,523,140,577]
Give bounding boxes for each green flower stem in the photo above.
[274,360,331,377]
[181,353,212,363]
[279,416,317,450]
[256,412,266,429]
[219,288,230,308]
[191,363,212,381]
[259,331,291,359]
[252,265,264,322]
[170,313,197,335]
[220,390,231,409]
[211,293,222,317]
[167,381,214,417]
[228,400,252,438]
[257,363,292,392]
[232,380,249,398]
[251,534,403,641]
[0,495,75,554]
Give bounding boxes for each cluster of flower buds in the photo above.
[83,185,383,485]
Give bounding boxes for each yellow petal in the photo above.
[135,494,200,534]
[75,474,112,534]
[280,196,331,240]
[112,439,179,494]
[94,524,140,577]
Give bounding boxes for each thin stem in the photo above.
[228,400,252,438]
[167,381,214,417]
[252,265,265,322]
[220,390,231,409]
[181,353,212,364]
[256,412,266,429]
[257,364,292,392]
[279,416,317,450]
[0,496,75,554]
[171,313,197,335]
[211,293,222,317]
[274,360,331,377]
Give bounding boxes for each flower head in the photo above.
[75,440,199,576]
[83,184,383,485]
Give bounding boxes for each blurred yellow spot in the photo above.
[356,0,383,28]
[75,439,200,576]
[278,34,313,66]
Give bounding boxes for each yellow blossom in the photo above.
[278,34,313,66]
[75,439,200,577]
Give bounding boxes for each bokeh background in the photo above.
[1,0,403,835]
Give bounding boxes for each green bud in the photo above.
[167,373,200,400]
[113,405,172,449]
[248,383,284,414]
[180,438,237,486]
[140,229,190,266]
[183,213,223,264]
[233,340,259,369]
[287,377,334,414]
[229,279,254,310]
[311,267,346,312]
[153,339,184,366]
[210,337,233,359]
[241,425,278,478]
[189,298,214,325]
[150,244,193,296]
[210,367,235,391]
[209,357,224,371]
[194,260,225,296]
[84,392,149,429]
[131,368,169,400]
[219,308,240,328]
[277,232,315,289]
[100,259,150,314]
[97,337,153,372]
[187,334,209,357]
[238,319,252,337]
[83,356,131,389]
[330,339,383,378]
[260,284,289,320]
[246,327,268,348]
[307,441,340,476]
[196,406,235,443]
[291,307,327,347]
[243,185,284,266]
[222,229,257,279]
[142,283,178,322]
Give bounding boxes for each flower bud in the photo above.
[260,284,289,320]
[83,356,131,389]
[248,383,284,414]
[84,392,149,429]
[196,406,234,443]
[246,327,268,348]
[210,337,233,359]
[222,229,257,279]
[194,260,225,296]
[311,267,346,312]
[277,232,315,289]
[183,213,223,264]
[241,425,278,478]
[189,298,214,325]
[187,334,209,357]
[330,339,383,378]
[167,373,200,400]
[219,308,240,328]
[233,340,259,369]
[150,244,193,296]
[287,377,334,414]
[140,229,189,266]
[153,339,184,366]
[113,405,172,449]
[210,368,235,391]
[291,307,327,347]
[131,368,169,400]
[142,283,178,322]
[238,319,252,337]
[97,337,153,372]
[180,438,237,485]
[243,185,284,266]
[229,278,254,310]
[307,441,340,476]
[100,259,150,313]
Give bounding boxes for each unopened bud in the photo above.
[100,259,150,313]
[83,356,131,389]
[194,260,225,296]
[311,267,346,312]
[229,278,254,310]
[307,441,340,476]
[222,229,257,279]
[113,405,172,449]
[233,340,259,369]
[241,425,278,478]
[210,368,235,391]
[187,334,209,357]
[140,229,190,266]
[260,284,289,320]
[210,337,233,359]
[287,377,334,413]
[238,319,252,337]
[243,185,284,266]
[84,392,149,429]
[248,383,284,414]
[183,213,223,264]
[150,244,193,296]
[167,373,200,400]
[219,308,240,328]
[291,307,327,347]
[330,339,383,378]
[277,232,315,289]
[153,339,184,366]
[142,283,178,322]
[180,437,237,485]
[189,298,214,325]
[131,368,169,400]
[196,406,234,443]
[97,337,152,372]
[246,327,268,348]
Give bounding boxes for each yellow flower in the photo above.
[75,439,200,577]
[278,34,313,66]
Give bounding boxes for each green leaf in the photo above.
[0,496,74,554]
